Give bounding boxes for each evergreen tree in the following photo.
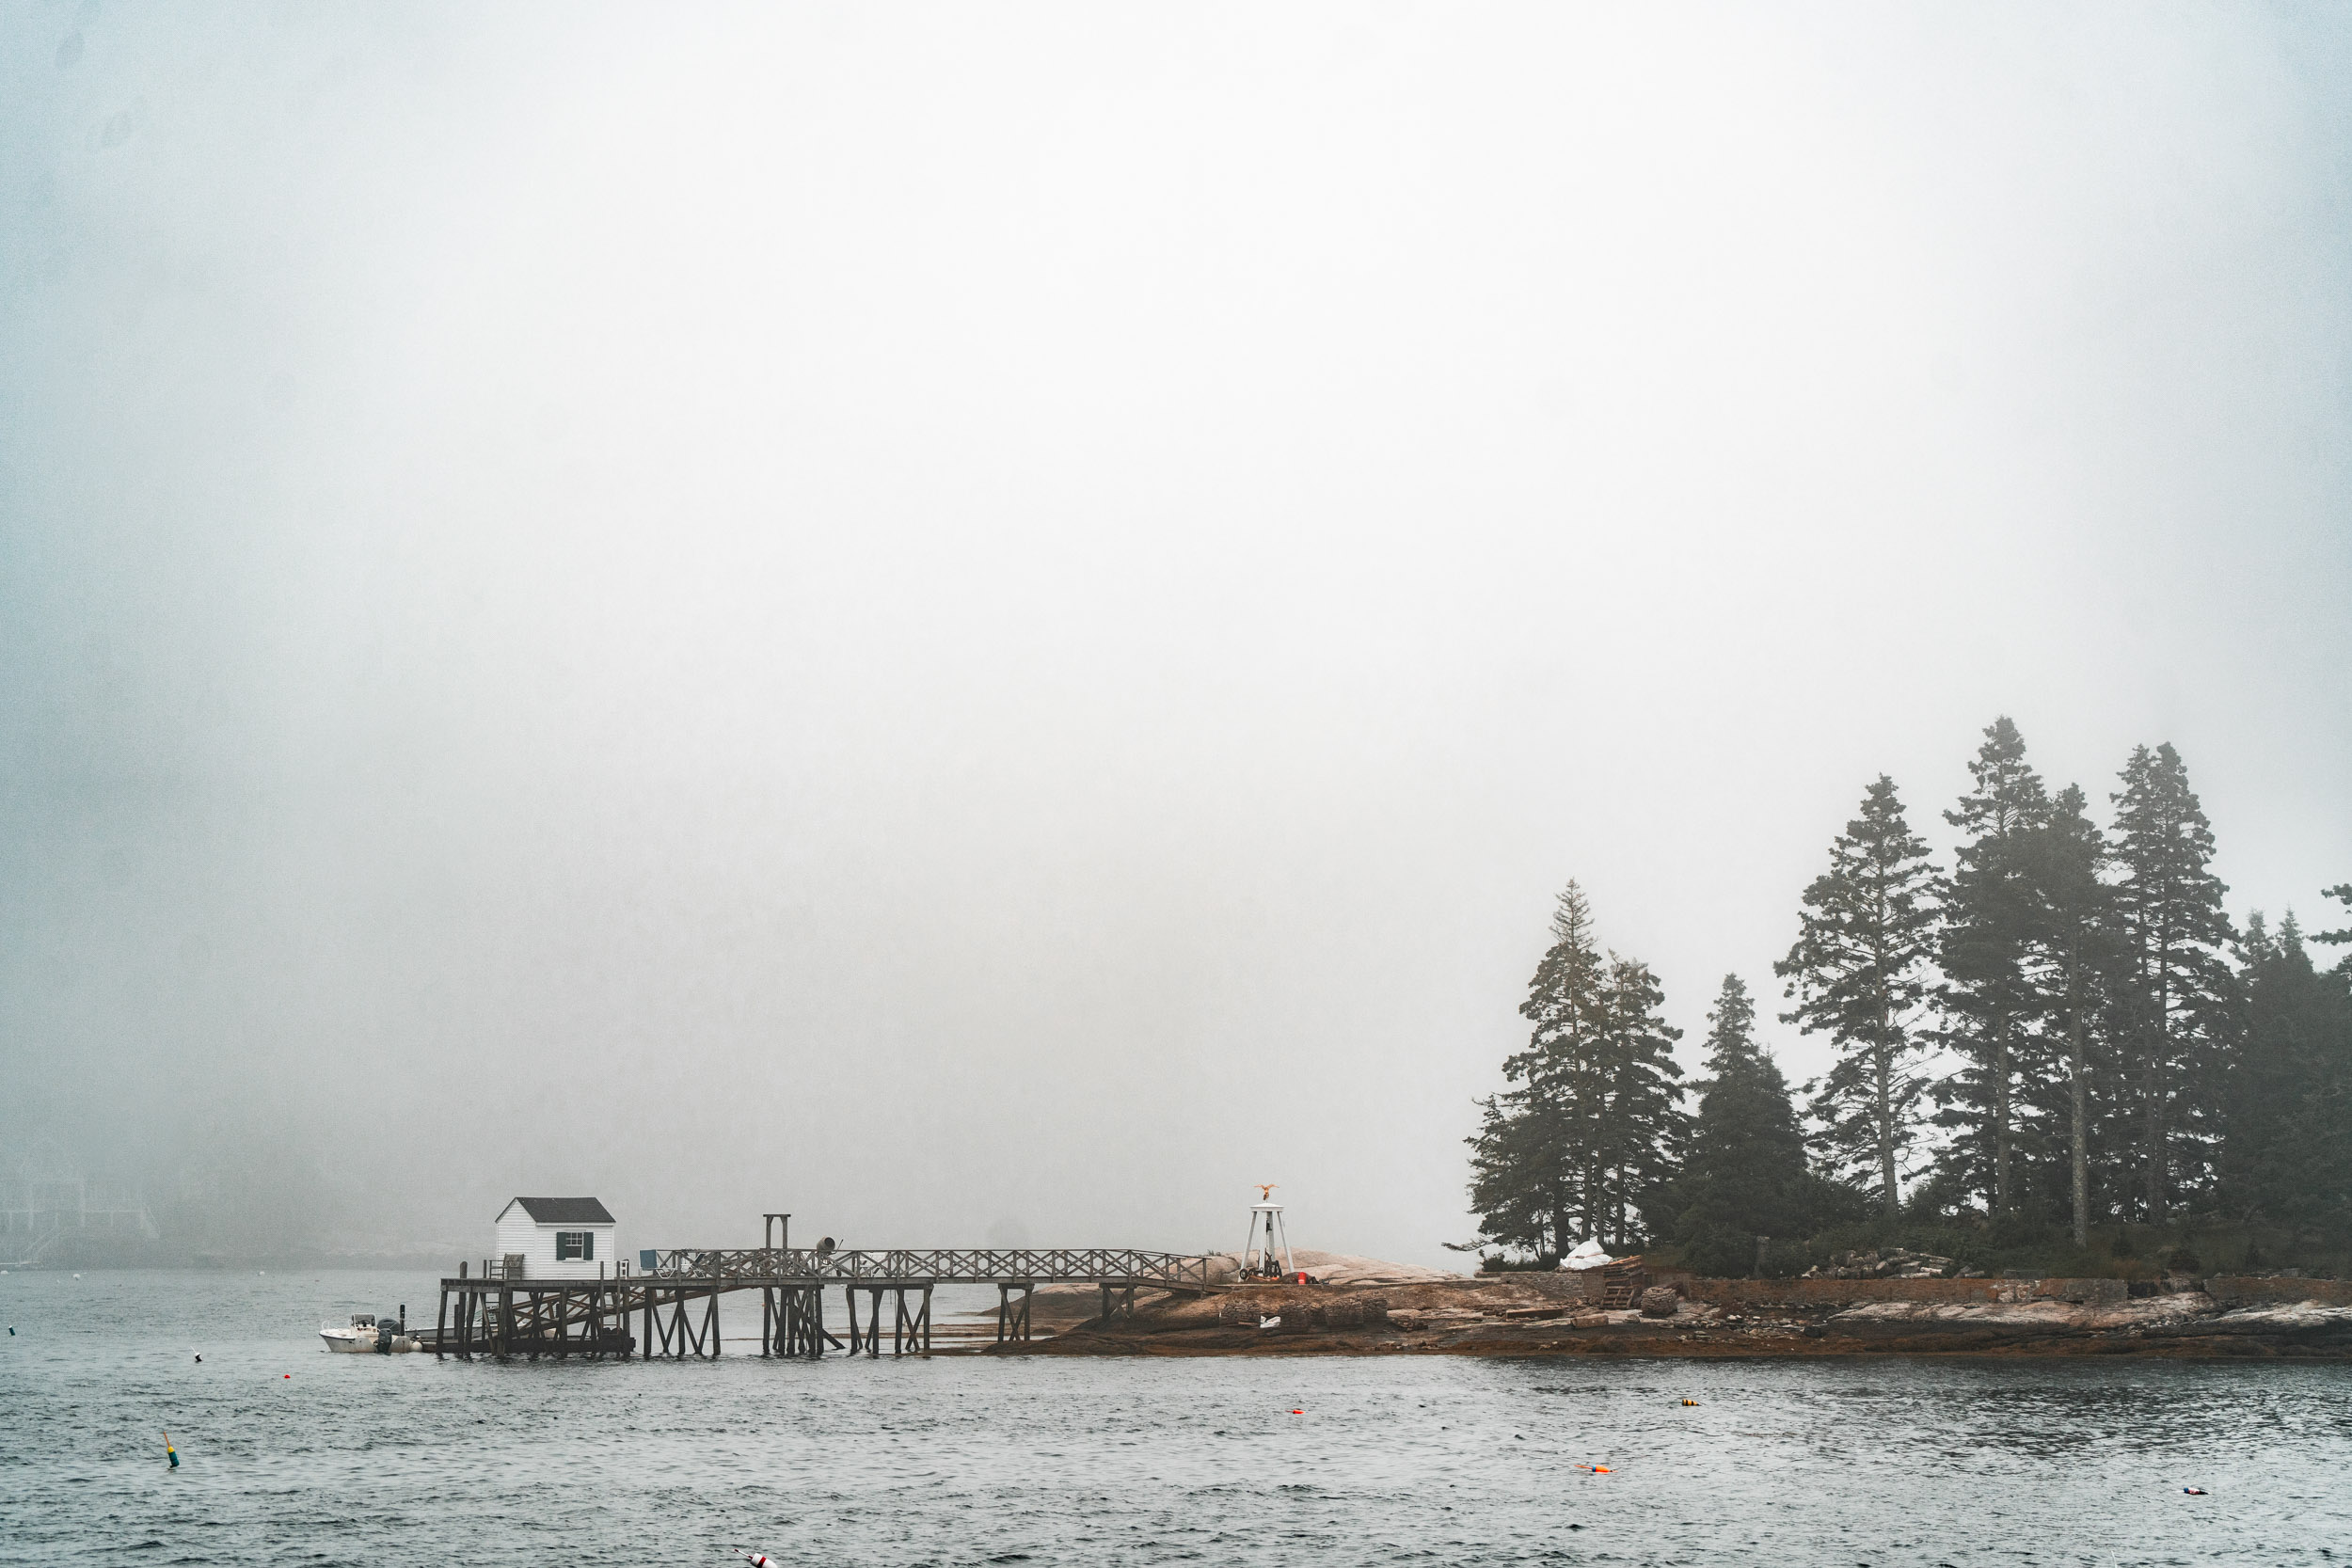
[1465,1092,1560,1259]
[2029,784,2119,1247]
[1777,775,1941,1220]
[2217,912,2352,1230]
[1932,719,2054,1218]
[2107,743,2237,1221]
[1466,881,1686,1256]
[2316,882,2352,965]
[1467,882,1613,1256]
[1673,974,1808,1275]
[1594,953,1688,1245]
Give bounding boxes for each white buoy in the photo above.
[1242,1185,1296,1281]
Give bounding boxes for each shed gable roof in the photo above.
[501,1196,615,1225]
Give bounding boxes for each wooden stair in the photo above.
[1594,1258,1647,1311]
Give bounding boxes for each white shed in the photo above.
[493,1196,617,1281]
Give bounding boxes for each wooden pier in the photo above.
[430,1245,1212,1364]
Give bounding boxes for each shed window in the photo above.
[555,1230,594,1260]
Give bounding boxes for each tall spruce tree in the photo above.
[2031,784,2117,1247]
[1777,775,1941,1221]
[1673,975,1807,1275]
[1593,953,1688,1245]
[2217,912,2352,1230]
[1933,719,2054,1219]
[1467,881,1686,1256]
[2107,743,2236,1221]
[1468,883,1612,1256]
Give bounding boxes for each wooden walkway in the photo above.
[430,1245,1210,1364]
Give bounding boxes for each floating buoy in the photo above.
[1290,1408,1303,1415]
[1680,1399,1698,1406]
[194,1354,202,1363]
[742,1554,777,1567]
[164,1431,178,1468]
[283,1373,291,1379]
[1575,1463,1611,1474]
[2184,1487,2206,1496]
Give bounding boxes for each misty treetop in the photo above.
[1467,721,2352,1263]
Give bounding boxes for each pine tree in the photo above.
[1467,883,1613,1256]
[2106,743,2237,1222]
[2316,883,2352,964]
[1466,881,1686,1256]
[1593,953,1688,1246]
[1673,975,1808,1275]
[1933,719,2054,1219]
[2217,912,2352,1230]
[2029,784,2118,1247]
[1777,775,1941,1221]
[1466,1092,1561,1259]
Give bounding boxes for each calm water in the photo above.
[4,1269,2349,1566]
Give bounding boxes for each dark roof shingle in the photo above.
[508,1196,614,1225]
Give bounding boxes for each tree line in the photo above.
[1467,720,2352,1274]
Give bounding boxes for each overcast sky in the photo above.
[4,3,2348,1264]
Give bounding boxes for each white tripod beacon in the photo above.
[1242,1185,1296,1281]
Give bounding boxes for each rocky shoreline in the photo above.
[988,1269,2352,1360]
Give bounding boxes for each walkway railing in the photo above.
[641,1245,1214,1293]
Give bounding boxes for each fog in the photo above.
[4,3,2348,1265]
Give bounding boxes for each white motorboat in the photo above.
[320,1313,383,1353]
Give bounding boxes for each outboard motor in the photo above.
[375,1317,397,1354]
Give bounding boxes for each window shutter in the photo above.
[581,1231,594,1260]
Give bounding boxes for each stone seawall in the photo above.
[2206,1276,2352,1307]
[1680,1276,2128,1308]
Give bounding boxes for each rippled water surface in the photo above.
[6,1269,2350,1566]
